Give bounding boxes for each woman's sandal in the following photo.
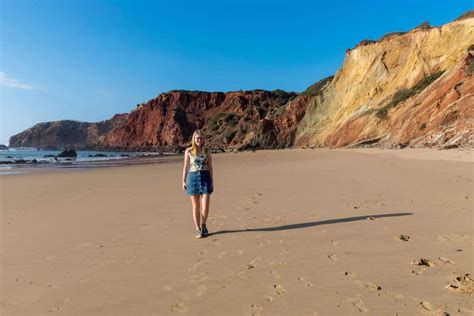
[201,224,209,237]
[196,229,204,239]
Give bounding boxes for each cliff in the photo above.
[97,89,300,151]
[9,114,128,150]
[295,12,474,148]
[8,11,474,151]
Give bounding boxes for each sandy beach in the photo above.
[0,148,472,315]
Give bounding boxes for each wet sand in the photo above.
[1,148,472,315]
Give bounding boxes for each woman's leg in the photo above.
[201,194,211,225]
[190,195,201,230]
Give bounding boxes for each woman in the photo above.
[182,130,214,238]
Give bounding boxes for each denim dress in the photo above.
[186,151,213,195]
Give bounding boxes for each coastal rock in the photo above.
[9,114,128,150]
[296,12,474,149]
[57,149,77,158]
[0,144,8,150]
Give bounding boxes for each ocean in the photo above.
[0,148,171,174]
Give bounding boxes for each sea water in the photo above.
[0,148,166,173]
[0,148,150,162]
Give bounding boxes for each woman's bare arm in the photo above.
[182,149,190,189]
[208,151,213,183]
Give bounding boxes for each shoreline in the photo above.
[1,147,472,176]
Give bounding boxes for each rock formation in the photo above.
[9,114,128,150]
[8,11,474,151]
[295,12,474,148]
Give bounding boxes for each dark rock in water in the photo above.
[32,159,38,163]
[120,154,130,157]
[88,153,107,157]
[14,159,27,164]
[6,155,14,158]
[57,149,77,158]
[0,144,8,150]
[43,154,56,158]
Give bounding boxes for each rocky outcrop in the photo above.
[9,114,128,150]
[98,90,299,151]
[295,12,474,149]
[8,11,474,151]
[57,149,77,158]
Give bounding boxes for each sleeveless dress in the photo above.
[186,150,213,195]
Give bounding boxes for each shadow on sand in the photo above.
[209,212,413,236]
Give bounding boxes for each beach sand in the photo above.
[1,148,472,315]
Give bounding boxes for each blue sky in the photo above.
[0,0,472,145]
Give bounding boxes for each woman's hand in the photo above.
[182,181,187,191]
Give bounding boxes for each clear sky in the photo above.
[0,0,472,145]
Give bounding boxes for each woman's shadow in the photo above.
[209,212,413,236]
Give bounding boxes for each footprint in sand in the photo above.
[353,278,382,292]
[187,258,205,272]
[273,284,286,295]
[195,284,207,296]
[268,260,286,266]
[247,257,261,270]
[438,257,455,264]
[411,258,435,267]
[446,274,473,295]
[411,268,425,276]
[263,295,274,302]
[345,271,356,277]
[419,301,442,313]
[250,304,263,316]
[328,254,338,261]
[397,235,411,242]
[48,298,71,313]
[190,272,208,283]
[437,234,470,242]
[171,302,188,313]
[363,283,382,291]
[350,297,368,313]
[236,249,244,256]
[258,240,272,248]
[297,276,313,287]
[211,238,222,246]
[237,270,247,278]
[270,270,281,279]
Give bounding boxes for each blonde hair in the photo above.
[191,130,207,156]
